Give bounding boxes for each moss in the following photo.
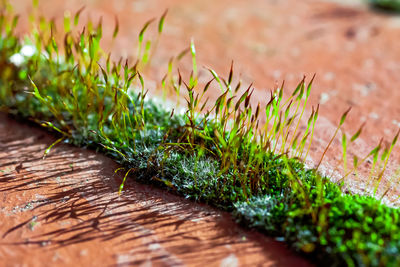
[369,0,400,11]
[0,2,399,266]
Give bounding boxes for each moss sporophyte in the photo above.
[1,1,400,266]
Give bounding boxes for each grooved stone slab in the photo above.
[0,114,311,266]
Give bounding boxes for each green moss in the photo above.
[369,0,400,11]
[234,183,400,266]
[0,2,400,266]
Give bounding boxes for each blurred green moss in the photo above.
[368,0,400,11]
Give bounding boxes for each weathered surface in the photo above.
[2,0,400,265]
[0,113,311,266]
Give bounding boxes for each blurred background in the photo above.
[10,0,400,194]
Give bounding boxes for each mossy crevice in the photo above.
[1,2,400,266]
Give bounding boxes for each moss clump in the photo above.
[369,0,400,11]
[234,182,400,266]
[1,1,400,266]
